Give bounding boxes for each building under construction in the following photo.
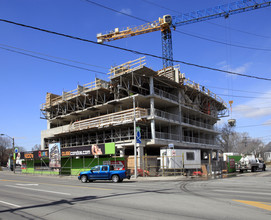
[40,57,227,174]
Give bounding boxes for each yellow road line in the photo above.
[234,200,271,211]
[0,179,112,191]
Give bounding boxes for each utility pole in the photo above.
[133,96,137,178]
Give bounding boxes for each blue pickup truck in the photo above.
[78,165,130,183]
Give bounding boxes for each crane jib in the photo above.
[172,0,271,27]
[97,0,271,68]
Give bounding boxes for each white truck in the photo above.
[236,154,266,173]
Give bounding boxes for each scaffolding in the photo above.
[41,57,228,162]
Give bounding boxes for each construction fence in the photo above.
[15,155,224,177]
[126,155,224,177]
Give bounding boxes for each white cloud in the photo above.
[263,118,271,126]
[233,90,271,119]
[217,61,252,78]
[119,8,132,15]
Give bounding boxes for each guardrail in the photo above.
[182,117,214,130]
[148,108,180,122]
[182,136,216,145]
[108,57,146,78]
[183,78,227,109]
[72,107,148,132]
[153,88,178,102]
[41,79,108,109]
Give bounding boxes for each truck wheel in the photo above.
[251,167,256,172]
[112,175,119,183]
[81,175,88,183]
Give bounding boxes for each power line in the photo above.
[0,43,108,69]
[84,0,148,23]
[174,29,271,52]
[217,93,271,99]
[237,122,271,128]
[205,21,271,39]
[0,46,107,75]
[205,85,268,95]
[140,0,180,14]
[1,18,271,81]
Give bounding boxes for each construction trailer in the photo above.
[160,148,201,174]
[40,57,227,175]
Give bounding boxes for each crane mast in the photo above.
[97,0,271,68]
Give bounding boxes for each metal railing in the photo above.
[41,79,108,109]
[183,78,227,109]
[182,136,216,145]
[153,88,178,102]
[182,117,214,130]
[155,132,180,141]
[148,108,180,122]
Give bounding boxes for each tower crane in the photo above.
[97,0,271,67]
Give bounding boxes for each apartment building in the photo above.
[40,57,227,170]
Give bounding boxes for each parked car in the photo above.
[78,165,130,183]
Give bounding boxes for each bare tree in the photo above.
[236,134,264,156]
[217,123,236,152]
[0,137,12,166]
[32,144,41,151]
[218,124,265,155]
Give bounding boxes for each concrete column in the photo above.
[150,76,155,139]
[178,89,182,142]
[119,147,125,157]
[137,145,144,169]
[151,97,155,140]
[41,138,45,150]
[149,76,154,95]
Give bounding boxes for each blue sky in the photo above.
[0,0,271,150]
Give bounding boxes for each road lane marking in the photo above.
[16,184,39,186]
[234,200,271,211]
[0,179,112,191]
[0,200,21,208]
[6,185,71,195]
[213,189,271,196]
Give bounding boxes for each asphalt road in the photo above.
[0,169,271,220]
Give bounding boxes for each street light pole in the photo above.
[0,134,15,173]
[12,137,15,174]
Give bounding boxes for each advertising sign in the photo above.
[61,143,115,157]
[49,143,61,168]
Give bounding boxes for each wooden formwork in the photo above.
[72,107,148,132]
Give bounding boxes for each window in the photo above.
[91,166,100,171]
[102,166,108,171]
[109,165,115,171]
[186,152,195,160]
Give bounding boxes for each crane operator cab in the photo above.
[162,15,172,25]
